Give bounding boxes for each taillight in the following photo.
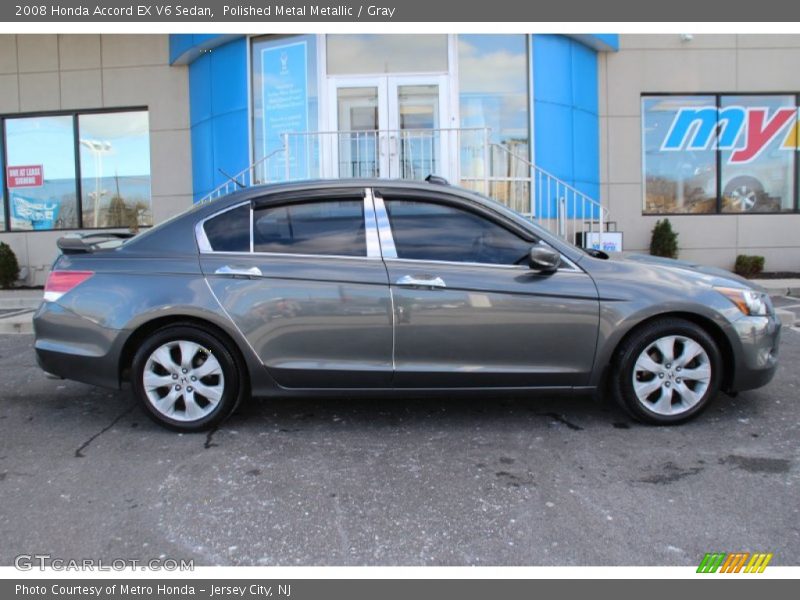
[44,270,94,302]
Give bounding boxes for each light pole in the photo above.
[79,139,112,228]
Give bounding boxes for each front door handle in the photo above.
[396,274,446,289]
[215,265,262,278]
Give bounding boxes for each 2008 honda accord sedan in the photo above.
[33,178,781,431]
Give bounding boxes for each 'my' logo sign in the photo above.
[661,106,798,164]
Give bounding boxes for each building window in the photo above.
[79,111,152,229]
[1,108,151,232]
[251,34,318,182]
[642,94,799,214]
[458,34,530,214]
[5,115,79,230]
[326,34,448,75]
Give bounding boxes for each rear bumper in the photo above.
[729,313,781,392]
[33,301,127,389]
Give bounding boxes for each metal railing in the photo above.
[465,143,607,248]
[198,148,286,204]
[198,127,607,248]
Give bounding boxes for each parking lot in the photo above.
[0,329,798,567]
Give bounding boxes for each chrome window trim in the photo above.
[371,191,398,259]
[363,190,382,259]
[195,200,252,254]
[382,256,584,274]
[372,192,584,274]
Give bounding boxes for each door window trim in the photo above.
[371,190,582,272]
[196,191,384,261]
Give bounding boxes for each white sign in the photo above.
[584,232,623,253]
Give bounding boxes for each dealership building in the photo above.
[1,33,800,285]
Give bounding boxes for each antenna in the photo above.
[218,168,246,189]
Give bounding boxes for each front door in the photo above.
[374,190,600,388]
[328,75,451,180]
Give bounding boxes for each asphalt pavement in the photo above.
[0,331,798,567]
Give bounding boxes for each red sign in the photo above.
[7,165,44,188]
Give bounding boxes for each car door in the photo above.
[374,189,600,388]
[198,189,393,388]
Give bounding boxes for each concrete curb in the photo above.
[0,311,33,334]
[775,308,797,328]
[0,297,41,310]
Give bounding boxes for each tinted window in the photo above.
[385,200,530,265]
[203,204,250,252]
[253,200,366,256]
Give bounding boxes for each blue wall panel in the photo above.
[185,36,249,202]
[532,34,601,218]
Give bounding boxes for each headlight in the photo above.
[715,286,769,316]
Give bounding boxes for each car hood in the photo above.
[604,253,765,292]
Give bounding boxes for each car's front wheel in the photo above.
[613,318,723,424]
[132,324,243,431]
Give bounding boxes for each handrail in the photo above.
[198,147,285,204]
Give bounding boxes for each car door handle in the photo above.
[395,274,446,289]
[215,265,262,278]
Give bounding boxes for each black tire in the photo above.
[132,324,244,432]
[612,318,723,425]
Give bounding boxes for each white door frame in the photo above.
[325,73,452,180]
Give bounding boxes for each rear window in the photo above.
[253,200,366,257]
[202,204,250,252]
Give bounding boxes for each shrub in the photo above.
[0,242,20,289]
[734,255,765,278]
[649,219,679,259]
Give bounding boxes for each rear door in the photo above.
[374,189,600,388]
[198,189,393,388]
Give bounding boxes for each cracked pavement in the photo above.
[0,331,798,566]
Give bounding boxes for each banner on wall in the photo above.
[261,40,309,180]
[11,194,60,230]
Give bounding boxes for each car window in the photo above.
[253,200,366,257]
[384,200,531,265]
[203,204,250,252]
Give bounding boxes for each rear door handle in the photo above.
[395,274,446,289]
[215,265,262,278]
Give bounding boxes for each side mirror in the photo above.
[528,245,561,273]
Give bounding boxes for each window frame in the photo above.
[0,106,151,233]
[641,92,800,216]
[196,190,380,260]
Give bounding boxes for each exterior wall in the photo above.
[599,34,800,271]
[0,34,191,285]
[187,36,249,201]
[533,35,600,200]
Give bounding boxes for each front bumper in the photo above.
[33,301,127,390]
[728,313,781,392]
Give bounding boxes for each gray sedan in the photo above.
[33,179,781,431]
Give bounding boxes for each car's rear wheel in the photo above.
[132,325,242,431]
[613,318,722,424]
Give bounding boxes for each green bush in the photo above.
[734,255,765,278]
[649,219,679,259]
[0,242,20,289]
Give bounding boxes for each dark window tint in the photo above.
[253,200,366,256]
[385,200,530,265]
[203,204,250,252]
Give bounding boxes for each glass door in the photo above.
[330,78,389,179]
[388,76,450,181]
[328,75,451,180]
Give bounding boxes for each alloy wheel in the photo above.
[142,340,225,422]
[631,335,712,416]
